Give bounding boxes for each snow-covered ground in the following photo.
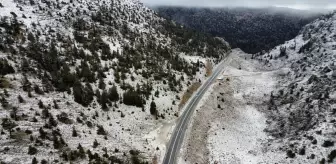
[207,50,283,163]
[177,49,286,163]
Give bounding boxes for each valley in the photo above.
[0,0,336,164]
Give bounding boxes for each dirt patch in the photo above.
[205,60,213,77]
[178,82,201,110]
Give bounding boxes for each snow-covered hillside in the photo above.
[178,12,336,164]
[251,11,336,163]
[0,0,229,163]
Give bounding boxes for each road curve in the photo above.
[162,60,226,164]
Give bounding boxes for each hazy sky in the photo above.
[141,0,336,9]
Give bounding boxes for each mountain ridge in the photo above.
[155,6,322,54]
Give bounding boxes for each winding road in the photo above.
[162,59,226,164]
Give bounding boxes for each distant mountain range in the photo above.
[155,6,323,53]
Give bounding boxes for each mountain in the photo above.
[255,11,336,163]
[0,0,229,163]
[155,6,322,54]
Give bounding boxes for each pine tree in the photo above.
[34,85,44,95]
[61,151,68,161]
[31,157,38,164]
[150,101,157,116]
[28,146,37,155]
[53,100,59,109]
[39,127,46,139]
[77,144,86,159]
[53,137,61,149]
[100,90,109,109]
[40,159,47,164]
[73,81,94,107]
[38,100,44,109]
[48,115,57,127]
[18,95,24,103]
[93,139,99,148]
[98,77,105,90]
[108,84,119,102]
[72,127,78,137]
[0,59,15,76]
[114,70,120,83]
[97,125,107,135]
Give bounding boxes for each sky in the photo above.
[141,0,336,10]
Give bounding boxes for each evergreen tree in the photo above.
[18,95,24,103]
[100,90,109,109]
[48,115,57,127]
[98,77,105,90]
[41,159,47,164]
[53,100,59,109]
[53,137,61,149]
[73,81,94,107]
[28,146,37,155]
[72,127,78,137]
[39,127,46,139]
[31,157,38,164]
[93,139,99,148]
[108,84,119,102]
[77,144,86,159]
[0,59,15,76]
[123,89,143,107]
[97,125,107,135]
[38,100,44,109]
[150,101,157,116]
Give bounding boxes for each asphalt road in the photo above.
[162,60,226,164]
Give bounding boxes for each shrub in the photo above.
[0,59,15,76]
[0,78,11,88]
[57,112,73,124]
[298,147,305,155]
[28,145,38,155]
[286,150,295,158]
[328,150,336,163]
[38,100,44,109]
[97,125,106,135]
[1,118,17,130]
[77,144,86,159]
[48,115,58,127]
[31,157,38,164]
[18,95,24,103]
[34,85,44,95]
[320,158,326,164]
[41,159,47,164]
[93,139,99,148]
[322,140,334,147]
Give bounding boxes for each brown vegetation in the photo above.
[179,82,201,110]
[205,60,213,77]
[0,78,11,88]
